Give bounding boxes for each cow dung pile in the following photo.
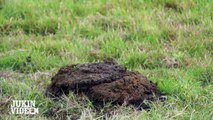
[45,61,161,108]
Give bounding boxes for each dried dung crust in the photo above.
[46,61,160,107]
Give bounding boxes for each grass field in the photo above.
[0,0,212,119]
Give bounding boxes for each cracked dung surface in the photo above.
[46,61,160,108]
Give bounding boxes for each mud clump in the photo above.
[46,61,161,108]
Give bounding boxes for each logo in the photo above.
[11,100,39,115]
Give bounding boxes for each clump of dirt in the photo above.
[46,61,161,108]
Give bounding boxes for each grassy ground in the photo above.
[0,0,212,119]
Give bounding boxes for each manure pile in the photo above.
[46,61,162,108]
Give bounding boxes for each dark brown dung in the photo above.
[46,61,160,108]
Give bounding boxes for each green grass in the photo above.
[0,0,212,119]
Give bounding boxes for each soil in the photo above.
[46,61,161,108]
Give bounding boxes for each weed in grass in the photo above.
[197,68,213,87]
[101,38,126,59]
